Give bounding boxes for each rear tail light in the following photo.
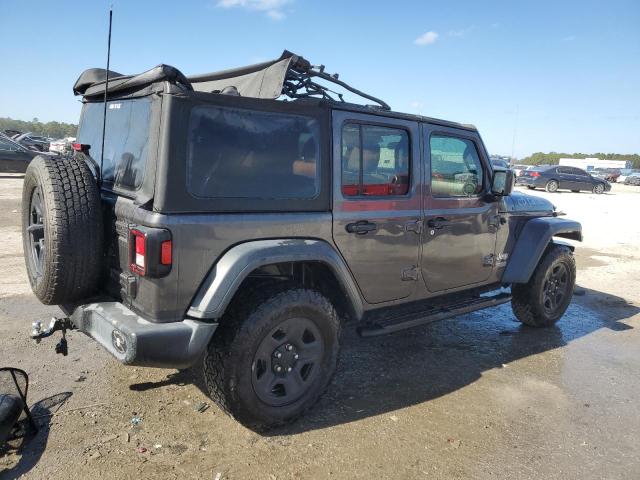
[129,226,172,277]
[72,143,91,153]
[530,171,540,177]
[130,229,147,275]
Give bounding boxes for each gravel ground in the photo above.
[1,176,640,480]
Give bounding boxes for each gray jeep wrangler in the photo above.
[22,51,582,430]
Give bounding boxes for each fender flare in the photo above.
[502,217,582,284]
[187,239,365,320]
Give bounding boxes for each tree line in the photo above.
[0,117,78,140]
[521,152,640,169]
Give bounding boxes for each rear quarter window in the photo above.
[187,106,320,199]
[77,98,152,192]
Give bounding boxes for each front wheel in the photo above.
[203,287,341,430]
[545,180,559,193]
[593,183,605,194]
[511,244,576,327]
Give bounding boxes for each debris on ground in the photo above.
[130,415,142,426]
[447,438,462,449]
[75,375,87,382]
[194,402,209,413]
[137,447,147,453]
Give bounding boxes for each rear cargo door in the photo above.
[331,110,422,304]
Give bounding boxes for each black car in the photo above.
[0,133,37,173]
[516,165,610,194]
[13,132,51,152]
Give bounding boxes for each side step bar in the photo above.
[357,292,512,337]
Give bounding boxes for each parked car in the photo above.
[491,159,510,169]
[618,169,640,183]
[0,133,37,173]
[591,168,620,183]
[24,51,582,430]
[516,164,610,194]
[623,172,640,186]
[511,164,530,177]
[13,132,51,152]
[49,137,76,154]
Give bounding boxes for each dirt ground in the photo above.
[1,176,640,480]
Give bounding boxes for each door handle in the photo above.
[427,217,452,230]
[346,221,377,235]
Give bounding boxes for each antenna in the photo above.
[99,7,113,186]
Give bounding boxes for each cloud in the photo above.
[414,31,439,46]
[448,26,474,38]
[216,0,292,20]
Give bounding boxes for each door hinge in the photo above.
[401,266,419,281]
[404,219,423,234]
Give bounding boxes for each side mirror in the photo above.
[491,169,514,196]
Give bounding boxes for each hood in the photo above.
[503,191,554,215]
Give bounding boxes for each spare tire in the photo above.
[21,155,103,305]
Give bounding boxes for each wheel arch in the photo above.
[502,217,582,284]
[187,239,365,321]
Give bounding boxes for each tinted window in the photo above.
[77,98,152,191]
[341,124,410,196]
[187,106,320,199]
[430,135,484,197]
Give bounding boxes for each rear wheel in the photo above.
[203,287,341,430]
[545,180,559,193]
[511,244,576,327]
[593,183,605,194]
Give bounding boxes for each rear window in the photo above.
[77,98,152,191]
[187,106,320,199]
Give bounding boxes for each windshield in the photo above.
[77,97,152,192]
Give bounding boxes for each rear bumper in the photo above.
[68,302,217,368]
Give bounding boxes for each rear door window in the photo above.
[187,106,320,199]
[341,123,410,196]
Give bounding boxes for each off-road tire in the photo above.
[511,244,576,327]
[592,183,605,194]
[203,286,341,431]
[545,180,559,193]
[21,155,103,304]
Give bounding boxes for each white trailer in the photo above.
[558,158,629,171]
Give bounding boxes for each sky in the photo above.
[1,0,638,159]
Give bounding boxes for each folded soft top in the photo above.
[73,50,390,109]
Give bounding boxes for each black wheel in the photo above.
[545,180,559,193]
[21,155,103,304]
[511,244,576,327]
[592,183,605,194]
[203,287,340,430]
[527,186,536,190]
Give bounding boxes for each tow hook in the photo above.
[31,317,75,356]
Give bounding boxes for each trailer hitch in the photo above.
[31,317,75,356]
